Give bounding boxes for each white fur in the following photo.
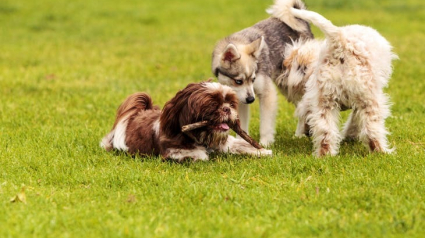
[286,8,397,157]
[237,103,251,136]
[167,147,209,162]
[100,130,114,150]
[152,119,160,137]
[267,0,308,32]
[100,117,130,152]
[219,136,272,156]
[255,75,278,146]
[112,117,129,151]
[224,73,278,146]
[204,82,235,99]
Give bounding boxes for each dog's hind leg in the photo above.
[257,76,278,146]
[309,94,341,157]
[355,93,393,153]
[295,99,311,137]
[342,109,361,141]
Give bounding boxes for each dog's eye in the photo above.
[252,77,256,83]
[235,80,243,85]
[297,65,306,74]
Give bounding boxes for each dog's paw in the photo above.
[260,137,274,147]
[192,157,210,162]
[294,132,306,138]
[257,148,272,157]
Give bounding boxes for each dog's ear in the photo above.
[161,83,203,137]
[221,44,241,68]
[247,36,264,59]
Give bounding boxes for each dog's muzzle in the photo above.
[245,96,255,104]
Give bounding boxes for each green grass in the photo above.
[1,0,424,237]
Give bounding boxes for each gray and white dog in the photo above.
[212,0,313,146]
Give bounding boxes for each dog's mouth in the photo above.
[213,123,230,132]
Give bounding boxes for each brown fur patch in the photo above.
[297,51,315,68]
[112,93,156,129]
[319,142,330,156]
[126,110,161,155]
[369,139,383,152]
[283,49,298,70]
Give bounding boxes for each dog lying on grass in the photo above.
[276,4,398,156]
[100,82,272,161]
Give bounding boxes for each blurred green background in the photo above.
[0,0,424,237]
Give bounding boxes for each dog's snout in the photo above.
[245,96,255,104]
[222,106,231,114]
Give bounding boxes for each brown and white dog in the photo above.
[100,82,272,161]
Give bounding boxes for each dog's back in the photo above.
[245,17,313,78]
[339,25,397,87]
[290,7,397,87]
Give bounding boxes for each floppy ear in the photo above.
[246,36,264,59]
[161,83,203,137]
[221,44,241,67]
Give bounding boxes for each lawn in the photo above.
[0,0,424,237]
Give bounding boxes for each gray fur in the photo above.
[211,0,313,146]
[212,17,313,96]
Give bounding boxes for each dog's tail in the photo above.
[266,0,309,33]
[100,92,154,151]
[289,7,340,38]
[112,92,154,128]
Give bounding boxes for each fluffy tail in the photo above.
[266,0,309,32]
[112,92,154,128]
[289,7,339,38]
[100,92,154,151]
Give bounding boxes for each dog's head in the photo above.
[278,39,321,104]
[160,82,239,148]
[212,36,264,104]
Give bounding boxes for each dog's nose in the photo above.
[245,96,255,104]
[222,106,231,114]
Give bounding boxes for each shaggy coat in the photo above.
[101,82,271,161]
[279,7,397,156]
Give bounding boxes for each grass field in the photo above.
[1,0,424,237]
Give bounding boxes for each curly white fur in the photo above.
[266,0,308,32]
[281,8,398,157]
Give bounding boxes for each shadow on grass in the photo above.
[272,129,383,159]
[110,150,220,166]
[104,136,378,165]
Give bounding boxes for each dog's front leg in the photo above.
[219,136,272,157]
[256,75,278,146]
[164,147,209,162]
[237,102,250,134]
[295,99,311,137]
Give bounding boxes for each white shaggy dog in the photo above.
[278,6,398,156]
